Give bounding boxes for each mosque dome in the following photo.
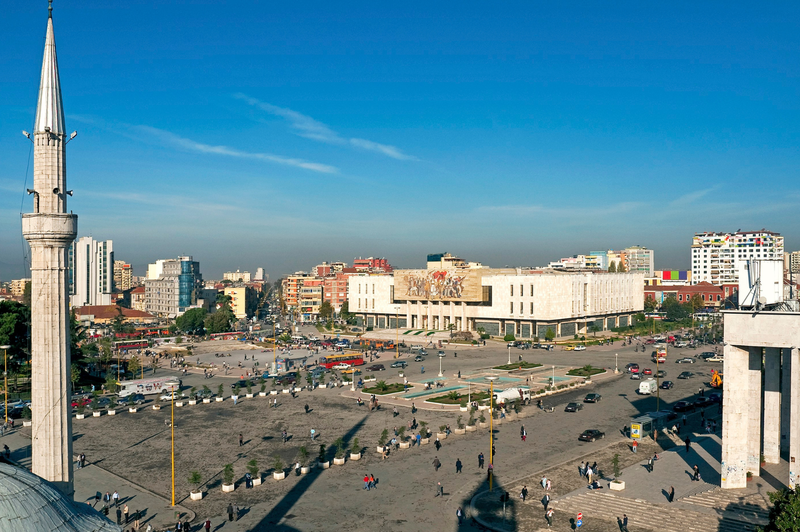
[0,462,121,532]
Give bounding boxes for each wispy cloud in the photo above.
[669,187,717,207]
[234,93,417,161]
[136,126,338,174]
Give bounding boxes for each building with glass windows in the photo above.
[144,256,204,318]
[69,236,113,307]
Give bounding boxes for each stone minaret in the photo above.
[21,2,78,498]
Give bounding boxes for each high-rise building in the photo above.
[19,4,78,496]
[223,286,258,320]
[789,251,800,274]
[146,259,166,280]
[254,267,269,281]
[691,230,784,285]
[69,237,113,307]
[622,246,655,276]
[113,260,133,291]
[223,270,251,283]
[10,278,31,296]
[144,256,204,317]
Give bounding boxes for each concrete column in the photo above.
[790,348,800,489]
[746,347,763,476]
[782,348,792,452]
[763,347,781,464]
[721,344,753,488]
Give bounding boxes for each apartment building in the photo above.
[144,256,204,318]
[69,236,113,307]
[691,230,784,285]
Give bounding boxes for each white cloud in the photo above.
[136,125,338,174]
[234,93,417,161]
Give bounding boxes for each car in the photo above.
[678,371,694,379]
[656,370,667,378]
[391,361,408,368]
[122,393,147,405]
[708,392,722,403]
[274,375,297,386]
[159,392,181,401]
[563,345,575,351]
[583,393,601,403]
[573,345,586,351]
[414,355,424,362]
[693,397,712,409]
[70,396,91,408]
[676,357,695,364]
[410,345,423,351]
[332,363,351,370]
[630,372,641,380]
[626,363,639,374]
[707,356,725,363]
[366,364,385,372]
[564,402,583,412]
[230,379,254,390]
[697,352,717,360]
[645,339,656,344]
[660,380,674,389]
[419,349,429,356]
[532,343,543,349]
[578,429,605,442]
[437,350,446,357]
[673,401,695,413]
[642,368,653,375]
[674,341,688,348]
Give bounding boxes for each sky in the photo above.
[1,1,799,280]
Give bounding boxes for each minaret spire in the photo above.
[49,0,53,18]
[35,2,65,135]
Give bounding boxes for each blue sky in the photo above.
[1,1,799,280]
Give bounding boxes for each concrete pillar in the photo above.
[790,348,800,489]
[782,348,792,452]
[746,347,763,476]
[763,347,781,464]
[721,344,753,488]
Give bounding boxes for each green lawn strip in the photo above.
[427,391,492,405]
[492,362,543,371]
[402,330,412,335]
[362,383,407,395]
[413,331,423,335]
[566,366,606,377]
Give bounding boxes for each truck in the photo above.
[118,377,181,398]
[638,379,658,395]
[494,387,531,405]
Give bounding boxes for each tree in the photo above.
[70,363,81,387]
[688,293,705,314]
[643,295,657,313]
[204,310,233,335]
[607,261,617,273]
[340,301,351,320]
[545,328,556,342]
[127,355,141,378]
[176,308,208,335]
[0,300,31,369]
[617,261,627,272]
[589,324,600,337]
[319,301,333,321]
[757,488,800,532]
[110,306,126,334]
[662,296,690,321]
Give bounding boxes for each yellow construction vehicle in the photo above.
[710,369,723,388]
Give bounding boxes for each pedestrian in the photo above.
[134,509,140,530]
[282,430,288,443]
[682,414,687,426]
[245,472,252,488]
[112,490,119,506]
[416,433,421,446]
[541,476,547,489]
[541,493,550,511]
[304,403,309,413]
[123,504,129,524]
[668,485,675,502]
[103,492,111,507]
[545,507,554,527]
[433,456,441,471]
[233,504,239,521]
[693,464,700,481]
[586,466,593,484]
[632,440,638,453]
[456,506,464,525]
[116,507,122,525]
[521,426,527,442]
[436,481,444,497]
[648,455,654,473]
[363,474,370,490]
[546,478,551,491]
[456,458,462,473]
[685,436,691,453]
[579,461,585,476]
[204,518,211,532]
[310,428,316,441]
[621,514,629,532]
[478,452,485,469]
[239,433,243,447]
[81,452,86,468]
[435,438,441,451]
[370,473,377,489]
[521,485,528,502]
[227,503,234,522]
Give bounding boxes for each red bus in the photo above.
[319,353,365,369]
[114,339,149,351]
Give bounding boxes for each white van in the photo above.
[638,379,658,395]
[495,387,531,404]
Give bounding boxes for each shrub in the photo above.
[351,438,360,454]
[246,382,252,394]
[419,422,429,438]
[260,383,266,393]
[190,386,197,398]
[188,471,202,490]
[397,427,406,442]
[611,454,620,479]
[514,402,521,414]
[460,398,468,408]
[456,415,464,429]
[272,455,284,473]
[247,459,259,477]
[468,413,476,426]
[222,464,234,485]
[334,437,345,459]
[217,383,224,397]
[439,425,447,433]
[232,385,240,396]
[202,385,211,397]
[447,390,460,401]
[503,334,516,342]
[298,446,309,466]
[479,412,486,424]
[376,380,389,392]
[318,444,327,462]
[378,429,389,447]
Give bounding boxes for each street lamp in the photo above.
[438,353,445,378]
[395,305,400,359]
[165,380,180,507]
[486,376,498,492]
[507,345,511,365]
[0,345,10,425]
[614,353,619,374]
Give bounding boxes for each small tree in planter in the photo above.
[190,386,197,399]
[217,383,224,397]
[299,446,309,467]
[260,383,266,394]
[419,422,429,439]
[439,425,447,434]
[222,464,234,491]
[202,385,211,399]
[318,444,327,463]
[247,459,260,484]
[514,402,521,414]
[232,385,240,398]
[22,405,32,420]
[456,415,465,429]
[460,398,468,409]
[246,382,252,396]
[350,438,361,456]
[77,403,86,417]
[272,456,285,479]
[479,412,486,424]
[378,429,389,449]
[108,397,117,413]
[189,471,203,499]
[334,437,345,459]
[397,426,406,442]
[609,453,625,490]
[468,412,476,427]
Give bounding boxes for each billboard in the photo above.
[395,269,484,302]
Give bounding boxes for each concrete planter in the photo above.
[203,398,211,403]
[246,393,254,398]
[398,372,404,378]
[454,428,466,435]
[318,461,330,469]
[190,490,203,501]
[23,420,33,426]
[231,395,239,402]
[188,400,197,405]
[107,410,116,416]
[216,397,224,402]
[350,452,362,461]
[505,413,516,420]
[270,390,278,395]
[478,422,488,429]
[364,378,376,383]
[421,438,430,445]
[399,442,410,449]
[128,407,137,413]
[377,446,387,453]
[92,411,102,417]
[300,466,311,474]
[466,425,477,432]
[259,392,267,397]
[436,433,447,439]
[76,414,85,420]
[252,477,262,486]
[478,405,490,410]
[176,401,184,407]
[273,471,285,480]
[282,389,291,394]
[222,483,235,492]
[333,457,346,466]
[152,405,161,410]
[459,406,469,412]
[609,480,625,491]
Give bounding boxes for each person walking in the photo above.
[363,474,371,490]
[80,452,86,468]
[520,426,526,442]
[682,414,687,426]
[521,485,528,502]
[435,437,441,451]
[436,481,444,497]
[541,493,550,511]
[112,490,119,507]
[685,436,691,453]
[579,461,585,477]
[456,506,464,525]
[433,456,441,472]
[239,433,244,447]
[133,509,140,530]
[227,503,234,522]
[304,403,309,413]
[455,458,463,473]
[310,428,317,441]
[123,504,129,524]
[115,507,122,525]
[233,504,239,521]
[693,464,700,481]
[103,492,111,507]
[416,433,421,446]
[668,485,675,502]
[478,452,485,469]
[586,465,593,484]
[648,455,654,473]
[546,478,551,491]
[621,514,629,532]
[369,474,377,490]
[545,507,554,527]
[632,439,638,453]
[204,518,211,532]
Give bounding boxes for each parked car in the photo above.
[391,361,408,368]
[563,345,575,351]
[583,393,602,403]
[410,345,423,351]
[660,380,674,389]
[565,402,583,412]
[708,392,722,403]
[693,397,712,409]
[697,352,717,360]
[573,345,586,351]
[414,355,424,362]
[626,363,639,374]
[630,373,641,380]
[366,364,385,372]
[71,396,91,408]
[676,357,695,364]
[642,368,653,375]
[419,349,429,356]
[673,401,695,413]
[674,341,688,348]
[578,429,605,442]
[159,392,181,401]
[656,370,667,378]
[332,363,351,370]
[707,356,724,363]
[678,371,694,379]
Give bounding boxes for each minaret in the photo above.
[21,0,78,498]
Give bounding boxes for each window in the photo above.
[530,284,534,296]
[510,285,514,297]
[520,284,523,297]
[358,298,361,308]
[520,302,523,314]
[372,284,375,294]
[372,299,375,309]
[358,284,361,294]
[510,302,514,314]
[530,302,534,314]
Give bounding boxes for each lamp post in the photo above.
[272,321,277,375]
[0,345,10,425]
[507,346,511,365]
[552,365,555,387]
[438,353,445,378]
[165,380,179,507]
[486,376,498,492]
[395,305,400,359]
[615,353,619,374]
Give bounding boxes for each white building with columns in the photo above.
[348,262,643,338]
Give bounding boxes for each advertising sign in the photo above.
[395,269,484,302]
[630,423,642,439]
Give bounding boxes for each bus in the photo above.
[114,339,150,351]
[319,353,365,369]
[210,332,245,340]
[117,377,181,398]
